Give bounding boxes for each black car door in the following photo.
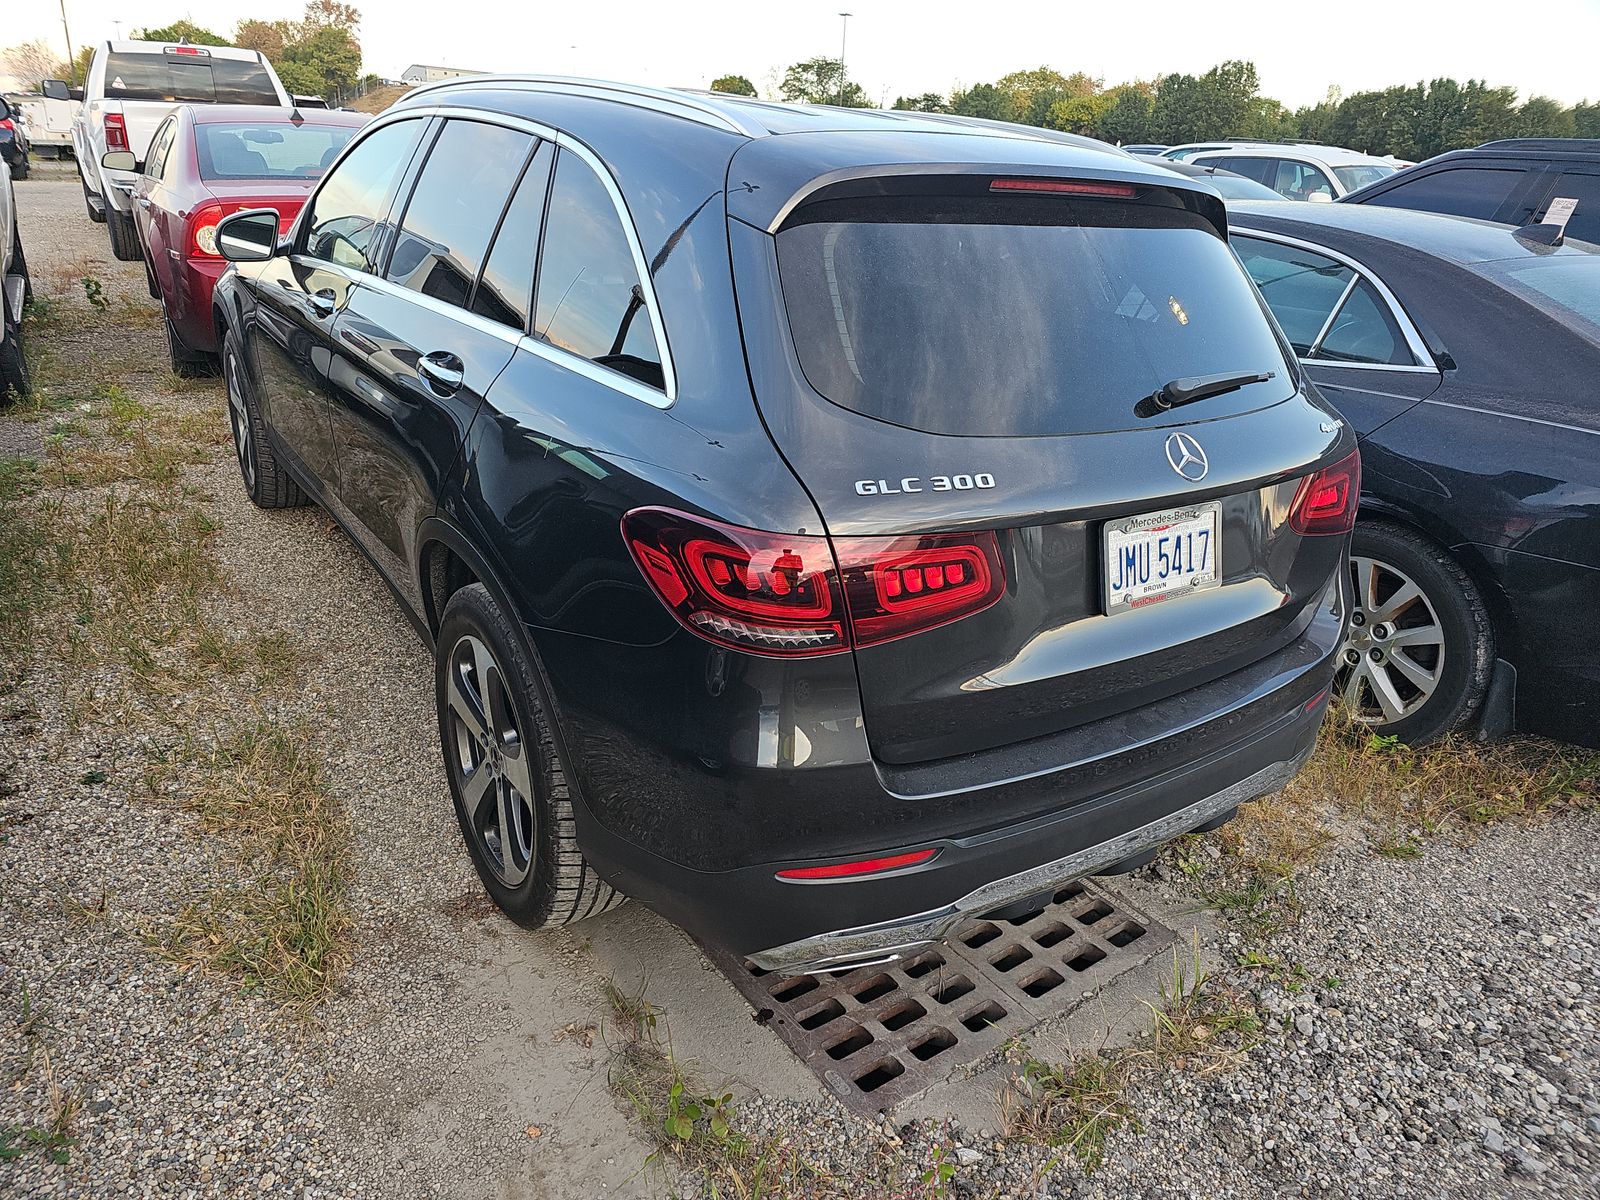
[1233,232,1442,434]
[323,117,544,607]
[242,116,428,497]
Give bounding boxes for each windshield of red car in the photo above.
[195,122,358,181]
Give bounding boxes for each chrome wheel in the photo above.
[1337,555,1446,725]
[445,633,535,886]
[225,350,256,492]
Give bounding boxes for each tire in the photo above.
[107,206,142,261]
[11,154,27,182]
[222,323,308,508]
[0,303,29,402]
[82,173,106,223]
[435,583,626,929]
[1336,521,1494,744]
[165,315,212,377]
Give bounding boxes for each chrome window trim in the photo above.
[400,74,763,138]
[1230,227,1440,372]
[297,103,678,407]
[1309,273,1360,352]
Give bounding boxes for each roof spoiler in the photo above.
[1514,195,1579,248]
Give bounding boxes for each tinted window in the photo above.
[1364,166,1526,221]
[535,151,662,389]
[1315,280,1413,365]
[385,120,534,309]
[1543,173,1600,244]
[777,196,1293,437]
[195,122,358,180]
[103,52,279,104]
[303,119,424,272]
[1333,164,1396,192]
[1201,156,1274,186]
[144,118,176,179]
[1273,160,1335,202]
[472,142,554,330]
[1233,236,1354,353]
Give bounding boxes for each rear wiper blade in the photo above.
[1135,370,1274,418]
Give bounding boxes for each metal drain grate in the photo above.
[703,880,1174,1115]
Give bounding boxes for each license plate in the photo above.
[1102,502,1221,615]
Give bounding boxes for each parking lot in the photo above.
[2,161,1598,1200]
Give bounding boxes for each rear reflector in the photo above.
[104,113,129,153]
[990,178,1138,197]
[777,848,938,881]
[622,508,1006,658]
[1289,449,1361,536]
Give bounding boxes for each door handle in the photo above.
[418,351,464,393]
[308,288,336,318]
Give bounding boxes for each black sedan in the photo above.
[1228,202,1600,747]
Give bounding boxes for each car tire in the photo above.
[82,174,106,223]
[222,323,308,509]
[435,583,626,930]
[1336,521,1494,744]
[0,299,30,402]
[11,154,27,182]
[107,206,142,261]
[166,316,212,377]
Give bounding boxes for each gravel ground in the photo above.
[3,167,1597,1200]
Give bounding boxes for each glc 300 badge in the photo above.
[855,473,996,496]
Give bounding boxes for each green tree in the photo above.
[949,82,1016,122]
[1575,101,1600,139]
[780,56,869,107]
[892,92,949,113]
[1515,95,1575,139]
[709,74,757,97]
[1044,93,1110,136]
[1097,84,1155,145]
[995,66,1098,125]
[130,20,232,46]
[280,26,361,101]
[235,18,293,61]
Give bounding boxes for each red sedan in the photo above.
[124,104,368,372]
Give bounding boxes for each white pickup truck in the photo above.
[44,40,289,261]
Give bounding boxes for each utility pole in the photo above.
[59,0,77,84]
[837,12,851,106]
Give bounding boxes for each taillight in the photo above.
[621,508,1006,658]
[189,202,224,257]
[104,113,129,153]
[1289,449,1361,535]
[0,119,13,133]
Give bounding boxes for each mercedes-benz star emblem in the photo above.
[1165,432,1209,482]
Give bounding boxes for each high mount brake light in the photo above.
[989,178,1139,197]
[104,113,130,153]
[776,847,939,881]
[621,508,1006,658]
[1289,449,1361,536]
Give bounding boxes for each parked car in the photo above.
[1339,138,1600,246]
[1162,141,1246,162]
[43,41,290,260]
[1187,145,1398,200]
[0,95,31,180]
[1228,201,1600,747]
[1,158,32,398]
[1122,144,1168,156]
[9,90,80,160]
[103,104,367,373]
[210,77,1356,973]
[1156,158,1285,201]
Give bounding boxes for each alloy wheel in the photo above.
[445,633,535,886]
[1336,555,1446,725]
[225,350,257,492]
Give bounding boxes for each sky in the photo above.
[11,0,1600,111]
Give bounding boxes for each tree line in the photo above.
[1,1,377,106]
[718,58,1599,160]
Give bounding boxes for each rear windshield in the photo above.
[775,194,1294,436]
[196,122,356,180]
[104,52,278,104]
[1334,164,1398,192]
[1485,255,1600,340]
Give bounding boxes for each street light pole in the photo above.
[59,0,77,84]
[837,12,851,107]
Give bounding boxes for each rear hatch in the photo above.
[102,47,284,156]
[728,142,1353,771]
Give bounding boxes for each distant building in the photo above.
[401,64,486,85]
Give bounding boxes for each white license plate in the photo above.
[1103,502,1222,615]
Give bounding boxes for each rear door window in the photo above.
[1274,160,1335,201]
[534,150,664,390]
[1233,236,1354,352]
[103,52,279,104]
[1313,280,1413,365]
[1539,173,1600,245]
[302,118,426,273]
[1198,155,1274,186]
[472,142,555,330]
[144,118,176,179]
[775,190,1294,437]
[1363,166,1528,221]
[385,119,535,310]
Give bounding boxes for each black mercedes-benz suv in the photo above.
[210,77,1356,974]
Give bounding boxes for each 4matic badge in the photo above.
[854,473,997,496]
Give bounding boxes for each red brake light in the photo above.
[104,113,130,153]
[0,119,13,133]
[1289,449,1361,535]
[622,509,1006,658]
[990,178,1138,197]
[189,202,224,257]
[777,848,939,881]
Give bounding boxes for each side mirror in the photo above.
[102,150,138,172]
[42,79,71,101]
[216,209,281,262]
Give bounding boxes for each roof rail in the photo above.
[1476,137,1600,152]
[400,74,765,137]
